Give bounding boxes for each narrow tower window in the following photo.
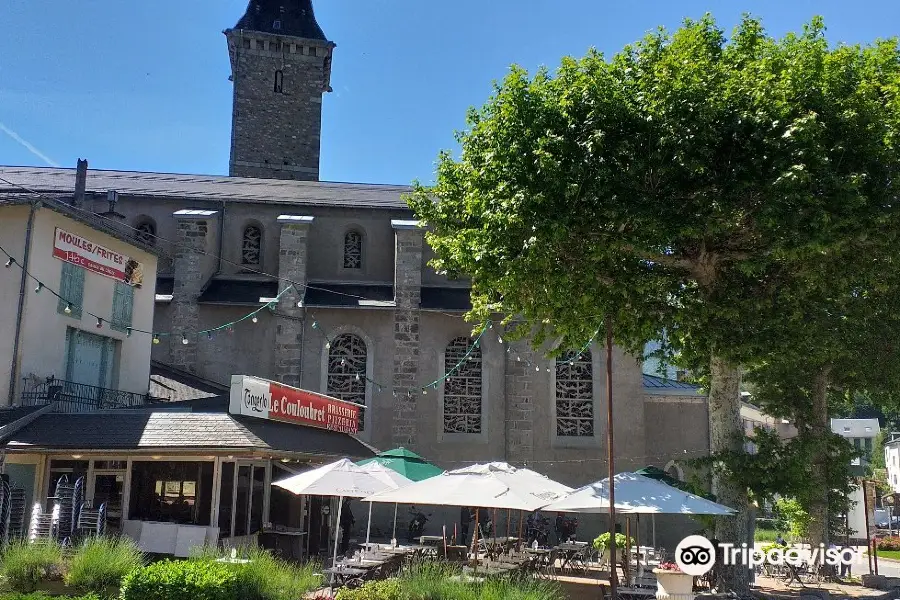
[242,225,262,266]
[274,70,284,93]
[343,231,362,269]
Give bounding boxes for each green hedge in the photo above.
[0,594,101,600]
[119,560,237,600]
[65,537,144,594]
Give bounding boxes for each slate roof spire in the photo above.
[235,0,326,40]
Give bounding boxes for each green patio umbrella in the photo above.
[357,447,443,543]
[357,447,443,482]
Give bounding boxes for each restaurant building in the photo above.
[0,373,373,557]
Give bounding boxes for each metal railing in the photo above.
[20,377,153,412]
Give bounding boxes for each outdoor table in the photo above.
[556,542,590,573]
[418,535,444,546]
[325,565,369,588]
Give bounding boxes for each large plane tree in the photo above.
[409,15,900,591]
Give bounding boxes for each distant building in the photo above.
[884,434,900,492]
[831,418,880,459]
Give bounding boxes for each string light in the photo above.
[126,327,132,338]
[152,335,160,345]
[96,317,103,328]
[64,304,72,315]
[4,257,12,268]
[181,334,189,345]
[34,282,42,293]
[251,316,258,323]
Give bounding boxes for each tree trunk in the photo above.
[806,367,831,548]
[709,354,749,593]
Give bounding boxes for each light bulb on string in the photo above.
[207,331,213,340]
[125,328,132,338]
[297,301,303,308]
[535,365,540,371]
[34,282,42,293]
[64,304,72,315]
[422,387,427,395]
[96,317,103,328]
[325,342,331,350]
[311,321,319,329]
[252,315,258,323]
[498,336,504,344]
[182,334,189,345]
[4,257,12,268]
[355,373,360,381]
[152,335,160,345]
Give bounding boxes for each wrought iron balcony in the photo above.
[20,377,156,412]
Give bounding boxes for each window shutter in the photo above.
[111,282,134,332]
[57,263,84,319]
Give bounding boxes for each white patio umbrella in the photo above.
[539,471,734,548]
[365,461,572,512]
[355,462,413,547]
[272,458,405,569]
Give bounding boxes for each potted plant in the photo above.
[653,562,695,600]
[592,532,633,566]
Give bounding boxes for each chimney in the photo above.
[73,159,87,207]
[107,190,119,213]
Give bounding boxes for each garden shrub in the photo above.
[0,594,101,600]
[232,547,322,600]
[335,579,402,600]
[877,536,900,551]
[65,536,144,594]
[592,532,634,551]
[119,560,236,600]
[0,541,64,592]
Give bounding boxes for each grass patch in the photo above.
[754,528,781,543]
[65,537,144,595]
[873,549,900,560]
[0,593,102,600]
[0,542,64,593]
[188,546,323,600]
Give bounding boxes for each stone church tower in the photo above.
[225,1,335,181]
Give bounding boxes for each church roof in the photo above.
[0,166,411,211]
[234,0,327,41]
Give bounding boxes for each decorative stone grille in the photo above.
[442,337,482,434]
[555,350,594,436]
[242,225,262,265]
[343,231,362,269]
[327,333,367,430]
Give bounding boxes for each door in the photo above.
[64,328,118,409]
[91,472,125,534]
[227,461,269,539]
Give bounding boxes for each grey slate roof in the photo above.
[0,406,45,427]
[6,412,373,458]
[642,373,704,396]
[303,283,394,307]
[198,277,278,305]
[0,166,411,210]
[420,287,472,312]
[234,0,327,41]
[149,361,228,403]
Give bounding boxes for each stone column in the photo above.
[274,215,313,388]
[505,334,536,465]
[391,220,423,447]
[170,209,217,373]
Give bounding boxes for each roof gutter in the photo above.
[8,201,38,406]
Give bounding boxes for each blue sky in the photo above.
[2,1,899,185]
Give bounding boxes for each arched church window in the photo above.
[442,337,483,434]
[242,225,262,266]
[134,220,156,246]
[274,70,284,93]
[343,231,362,269]
[327,334,368,430]
[555,350,594,436]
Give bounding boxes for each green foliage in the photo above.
[231,547,322,600]
[336,564,559,600]
[65,536,144,594]
[754,530,780,543]
[0,542,64,593]
[592,533,633,551]
[0,594,101,600]
[335,579,402,600]
[119,560,236,600]
[775,498,810,541]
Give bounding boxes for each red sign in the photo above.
[229,375,360,434]
[52,228,144,286]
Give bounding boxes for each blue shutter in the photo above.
[57,263,84,319]
[111,282,134,332]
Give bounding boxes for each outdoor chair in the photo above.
[76,502,106,538]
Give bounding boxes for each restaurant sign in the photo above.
[53,228,144,286]
[229,375,360,434]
